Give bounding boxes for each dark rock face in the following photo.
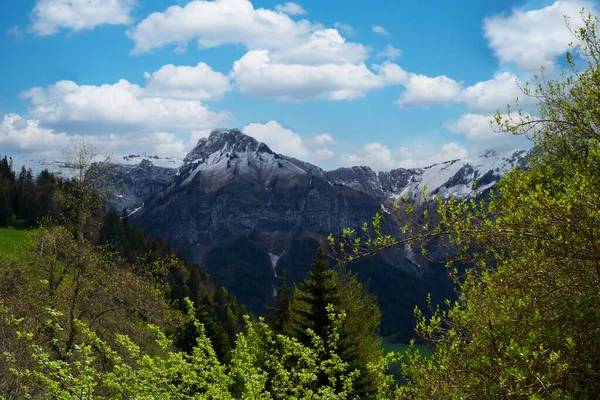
[325,166,385,199]
[110,129,529,337]
[379,167,420,193]
[108,160,176,212]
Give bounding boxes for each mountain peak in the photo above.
[185,128,273,164]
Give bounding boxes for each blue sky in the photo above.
[0,0,595,170]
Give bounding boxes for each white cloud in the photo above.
[377,44,402,59]
[242,120,311,159]
[98,131,187,158]
[127,0,315,54]
[312,133,334,146]
[1,113,188,161]
[334,22,355,36]
[20,79,229,134]
[29,0,136,36]
[127,0,415,104]
[144,62,231,100]
[459,72,533,113]
[396,74,462,108]
[372,25,390,36]
[340,142,398,171]
[394,142,469,168]
[393,70,537,112]
[314,147,335,160]
[231,49,406,101]
[275,2,307,15]
[0,113,70,155]
[340,141,470,170]
[445,113,531,151]
[242,121,337,165]
[483,0,594,70]
[269,29,369,66]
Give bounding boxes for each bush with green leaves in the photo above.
[329,10,600,400]
[1,299,397,399]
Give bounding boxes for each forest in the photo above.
[1,11,600,400]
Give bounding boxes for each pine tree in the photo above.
[285,249,387,396]
[286,248,341,344]
[0,186,11,227]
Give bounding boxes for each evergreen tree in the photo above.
[0,185,11,227]
[285,249,387,397]
[286,248,341,345]
[0,156,15,182]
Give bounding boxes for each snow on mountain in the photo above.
[385,149,530,203]
[118,153,183,168]
[113,130,529,208]
[177,129,318,192]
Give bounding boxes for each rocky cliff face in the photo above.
[109,129,529,337]
[108,159,177,213]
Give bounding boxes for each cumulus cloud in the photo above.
[445,113,531,151]
[20,78,229,135]
[372,25,390,36]
[377,44,402,59]
[459,72,532,113]
[1,113,188,161]
[144,62,231,100]
[393,70,536,112]
[275,2,307,15]
[29,0,136,36]
[483,0,595,70]
[231,49,406,101]
[127,0,315,54]
[268,29,369,66]
[242,120,336,165]
[340,142,398,171]
[312,133,334,146]
[396,74,462,108]
[340,141,469,170]
[126,0,416,104]
[243,120,311,159]
[314,147,335,160]
[0,114,70,155]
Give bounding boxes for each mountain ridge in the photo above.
[108,128,529,211]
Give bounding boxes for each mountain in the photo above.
[101,129,532,337]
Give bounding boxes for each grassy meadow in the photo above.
[0,224,28,254]
[381,336,432,358]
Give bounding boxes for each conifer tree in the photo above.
[0,185,11,227]
[286,248,341,344]
[285,249,387,397]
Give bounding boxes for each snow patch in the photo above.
[127,203,144,217]
[269,251,284,298]
[269,252,284,278]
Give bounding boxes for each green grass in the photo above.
[382,337,432,358]
[0,225,29,254]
